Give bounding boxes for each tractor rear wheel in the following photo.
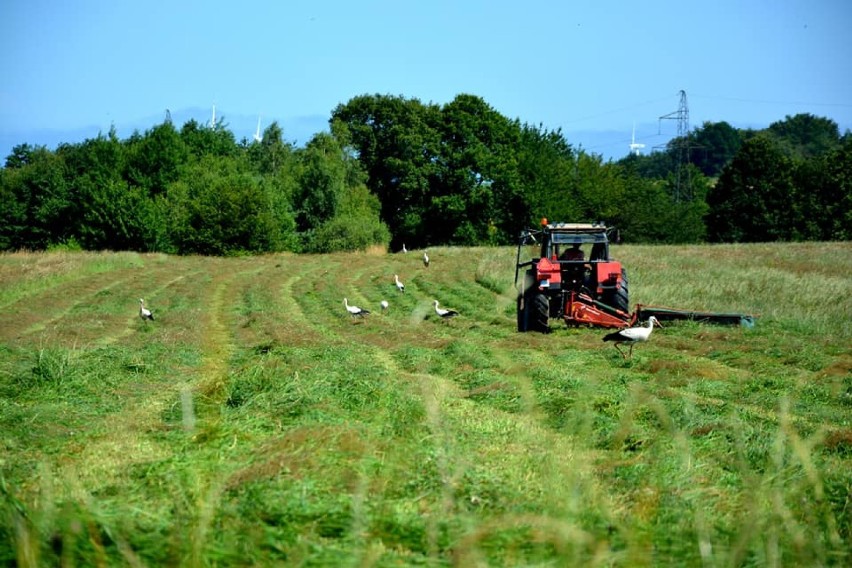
[517,270,551,333]
[612,269,629,314]
[518,291,550,333]
[532,292,551,333]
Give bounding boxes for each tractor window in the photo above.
[550,232,608,245]
[559,244,585,261]
[590,242,607,261]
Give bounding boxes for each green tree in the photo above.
[1,144,44,249]
[0,146,72,249]
[4,143,39,169]
[331,94,443,248]
[619,149,678,180]
[516,124,578,226]
[127,121,188,195]
[61,129,159,250]
[180,118,238,160]
[794,136,852,240]
[768,113,841,160]
[690,121,743,178]
[168,157,292,255]
[293,132,349,234]
[572,155,626,224]
[248,121,294,176]
[0,166,28,250]
[706,136,797,242]
[614,177,672,242]
[307,185,391,253]
[430,94,523,245]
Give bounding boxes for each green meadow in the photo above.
[0,243,850,566]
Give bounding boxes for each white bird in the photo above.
[423,251,430,267]
[602,316,662,358]
[139,298,154,321]
[380,300,389,312]
[343,297,370,319]
[402,243,408,254]
[394,274,405,293]
[433,300,458,320]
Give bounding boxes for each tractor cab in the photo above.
[515,220,630,332]
[540,224,611,263]
[542,224,613,291]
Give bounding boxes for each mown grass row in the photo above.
[0,244,850,566]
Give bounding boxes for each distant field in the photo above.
[1,243,850,566]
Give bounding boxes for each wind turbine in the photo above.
[210,103,217,129]
[629,122,645,156]
[253,115,262,142]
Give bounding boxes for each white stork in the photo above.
[394,274,405,293]
[343,298,370,319]
[602,316,662,358]
[423,251,430,267]
[433,300,458,320]
[402,243,408,254]
[139,298,154,321]
[380,300,389,312]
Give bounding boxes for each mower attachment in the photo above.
[635,305,757,328]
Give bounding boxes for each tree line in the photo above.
[1,94,849,254]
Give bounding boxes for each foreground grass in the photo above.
[0,243,850,566]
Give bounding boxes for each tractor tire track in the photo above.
[0,262,187,346]
[192,261,271,396]
[668,383,822,430]
[0,252,144,311]
[55,260,266,493]
[232,258,331,349]
[96,270,205,347]
[287,256,372,343]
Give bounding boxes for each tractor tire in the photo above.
[601,268,629,313]
[518,291,551,333]
[517,285,551,334]
[532,292,551,333]
[613,269,629,314]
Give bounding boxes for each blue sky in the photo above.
[2,0,851,162]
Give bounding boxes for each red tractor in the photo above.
[515,219,757,333]
[515,221,634,333]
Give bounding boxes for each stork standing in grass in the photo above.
[139,298,154,321]
[602,316,662,358]
[433,300,458,321]
[423,251,430,267]
[343,298,370,319]
[402,243,408,254]
[394,274,405,293]
[380,300,389,312]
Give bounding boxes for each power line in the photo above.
[560,95,674,125]
[691,93,852,108]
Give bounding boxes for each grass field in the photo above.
[1,243,850,566]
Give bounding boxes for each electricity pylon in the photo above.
[657,90,698,202]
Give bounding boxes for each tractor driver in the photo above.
[560,243,585,261]
[560,243,591,288]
